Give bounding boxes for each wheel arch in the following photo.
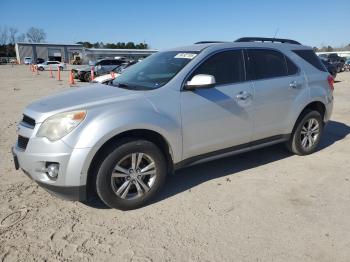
[299,100,326,120]
[85,129,174,199]
[291,100,327,135]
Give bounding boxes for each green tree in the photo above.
[326,45,333,52]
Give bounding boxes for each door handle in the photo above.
[236,91,252,101]
[289,81,302,89]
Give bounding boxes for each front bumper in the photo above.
[19,164,86,201]
[12,135,91,201]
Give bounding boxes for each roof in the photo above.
[86,48,158,53]
[166,41,311,53]
[16,42,83,46]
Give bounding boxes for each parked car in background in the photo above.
[24,57,32,65]
[91,61,138,84]
[321,60,337,78]
[0,58,7,64]
[37,61,66,71]
[345,58,350,71]
[13,37,334,210]
[72,59,126,82]
[36,58,45,64]
[319,53,345,73]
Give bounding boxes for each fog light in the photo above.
[46,163,59,179]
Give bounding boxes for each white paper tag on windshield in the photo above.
[174,53,197,59]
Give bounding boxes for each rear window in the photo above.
[292,50,327,72]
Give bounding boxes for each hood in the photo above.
[25,84,143,122]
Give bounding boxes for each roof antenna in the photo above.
[273,28,279,40]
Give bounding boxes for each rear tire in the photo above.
[286,110,323,155]
[95,139,167,210]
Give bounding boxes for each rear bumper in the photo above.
[324,94,334,123]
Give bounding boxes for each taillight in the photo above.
[327,75,334,91]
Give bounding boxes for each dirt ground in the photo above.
[0,65,349,262]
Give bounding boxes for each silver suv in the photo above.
[13,37,334,210]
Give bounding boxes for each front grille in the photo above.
[21,115,35,129]
[17,135,29,150]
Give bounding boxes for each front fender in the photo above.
[62,104,182,184]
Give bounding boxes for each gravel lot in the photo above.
[0,65,349,261]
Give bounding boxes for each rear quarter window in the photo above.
[292,50,327,72]
[285,56,299,75]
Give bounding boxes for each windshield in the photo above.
[111,51,198,90]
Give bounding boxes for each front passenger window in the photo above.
[191,50,245,85]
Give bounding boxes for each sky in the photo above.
[0,0,349,50]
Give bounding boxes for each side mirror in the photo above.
[185,74,216,90]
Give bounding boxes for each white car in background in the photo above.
[91,61,138,84]
[37,61,66,71]
[24,57,32,65]
[91,72,121,84]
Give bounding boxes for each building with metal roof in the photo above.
[15,42,158,64]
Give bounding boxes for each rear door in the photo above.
[181,49,254,160]
[246,48,305,140]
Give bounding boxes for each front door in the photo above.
[180,49,254,160]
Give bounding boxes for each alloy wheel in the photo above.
[300,118,320,149]
[111,153,157,200]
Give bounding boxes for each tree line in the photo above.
[0,25,149,58]
[0,26,47,57]
[313,44,350,52]
[76,41,148,49]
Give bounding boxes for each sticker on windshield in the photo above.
[174,53,197,59]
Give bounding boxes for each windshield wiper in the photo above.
[111,82,130,89]
[111,82,150,91]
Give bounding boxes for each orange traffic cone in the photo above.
[69,70,75,85]
[57,65,61,81]
[90,66,94,81]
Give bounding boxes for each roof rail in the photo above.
[235,37,301,45]
[194,41,228,44]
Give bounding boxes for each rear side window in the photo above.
[191,50,245,85]
[247,49,287,80]
[292,50,327,72]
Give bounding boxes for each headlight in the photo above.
[37,110,86,141]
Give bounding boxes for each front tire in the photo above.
[95,139,167,210]
[286,110,324,155]
[84,72,91,82]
